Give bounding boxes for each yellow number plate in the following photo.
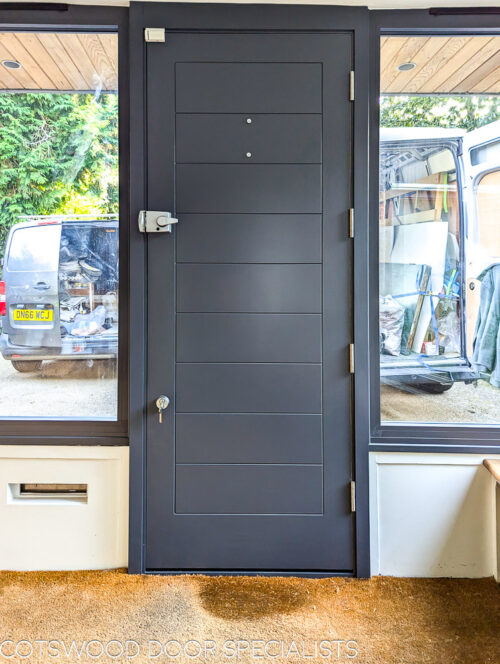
[12,308,53,322]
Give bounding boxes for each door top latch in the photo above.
[145,28,165,43]
[138,210,178,233]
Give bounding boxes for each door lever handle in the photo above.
[33,281,50,290]
[139,211,178,233]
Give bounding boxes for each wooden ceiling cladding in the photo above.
[0,32,118,92]
[381,36,500,95]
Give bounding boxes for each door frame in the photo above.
[128,2,370,576]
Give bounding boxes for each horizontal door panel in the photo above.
[177,164,321,214]
[176,414,322,464]
[175,63,322,113]
[177,313,321,363]
[177,264,321,313]
[177,214,321,264]
[176,465,323,514]
[176,363,322,413]
[176,114,321,163]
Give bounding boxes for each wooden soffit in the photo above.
[0,32,118,93]
[381,36,500,95]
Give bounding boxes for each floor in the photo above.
[380,379,500,424]
[0,571,498,663]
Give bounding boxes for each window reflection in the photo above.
[379,35,500,424]
[0,32,118,420]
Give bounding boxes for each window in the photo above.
[0,30,119,420]
[7,225,60,273]
[379,35,500,425]
[471,140,500,166]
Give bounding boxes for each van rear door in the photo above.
[461,120,500,357]
[379,134,476,383]
[3,223,61,349]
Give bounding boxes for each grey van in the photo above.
[0,216,118,372]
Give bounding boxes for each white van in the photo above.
[380,123,500,392]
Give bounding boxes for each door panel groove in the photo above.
[176,262,323,265]
[175,311,324,314]
[176,412,324,415]
[176,463,323,466]
[176,162,323,165]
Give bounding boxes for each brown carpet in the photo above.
[0,570,498,663]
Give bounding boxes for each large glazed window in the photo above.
[0,31,119,420]
[379,35,500,425]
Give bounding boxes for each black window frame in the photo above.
[370,9,500,454]
[0,3,129,444]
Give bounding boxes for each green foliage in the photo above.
[0,92,118,258]
[381,95,500,132]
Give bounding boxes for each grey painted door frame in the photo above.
[128,2,370,576]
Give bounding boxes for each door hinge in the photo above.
[145,28,165,43]
[349,208,354,238]
[349,343,355,373]
[350,481,356,513]
[349,70,355,101]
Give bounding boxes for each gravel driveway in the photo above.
[0,357,117,419]
[381,379,500,424]
[0,352,497,425]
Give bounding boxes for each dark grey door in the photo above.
[145,31,354,572]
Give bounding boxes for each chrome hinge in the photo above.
[145,28,165,43]
[349,71,355,102]
[349,343,355,374]
[349,208,354,238]
[350,481,356,513]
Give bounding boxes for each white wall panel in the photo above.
[0,446,128,571]
[370,452,499,578]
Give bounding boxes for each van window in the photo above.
[7,225,60,273]
[471,140,500,166]
[474,170,500,265]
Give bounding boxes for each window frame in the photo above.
[0,4,129,443]
[370,10,500,452]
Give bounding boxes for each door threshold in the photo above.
[143,569,354,578]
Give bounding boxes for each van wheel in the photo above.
[415,381,453,394]
[11,360,43,373]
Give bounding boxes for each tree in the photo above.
[380,95,500,131]
[0,92,118,259]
